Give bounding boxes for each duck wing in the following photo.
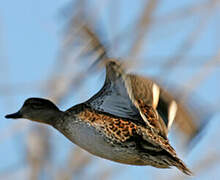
[126,74,169,137]
[86,60,142,123]
[127,74,180,134]
[86,59,168,137]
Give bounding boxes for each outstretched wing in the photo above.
[129,74,213,144]
[126,74,169,136]
[86,60,142,123]
[158,88,213,144]
[86,57,211,146]
[86,59,169,137]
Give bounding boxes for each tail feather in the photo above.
[173,156,193,176]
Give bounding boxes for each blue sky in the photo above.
[0,0,219,179]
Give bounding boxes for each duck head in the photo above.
[5,98,62,125]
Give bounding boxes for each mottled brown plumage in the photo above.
[76,105,191,175]
[5,59,192,175]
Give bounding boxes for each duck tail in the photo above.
[173,156,193,176]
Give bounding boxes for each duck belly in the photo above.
[56,120,146,165]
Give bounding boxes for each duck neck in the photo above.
[38,110,65,126]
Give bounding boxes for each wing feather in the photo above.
[86,60,141,121]
[86,59,169,137]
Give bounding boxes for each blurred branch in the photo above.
[2,0,220,179]
[159,4,215,79]
[26,127,51,180]
[153,0,218,25]
[182,58,220,100]
[0,120,29,143]
[130,0,159,56]
[56,147,92,180]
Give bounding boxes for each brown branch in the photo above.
[159,5,215,79]
[153,0,218,26]
[129,0,159,56]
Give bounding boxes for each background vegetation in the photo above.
[0,0,219,179]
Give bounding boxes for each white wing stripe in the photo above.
[152,83,160,109]
[168,100,178,130]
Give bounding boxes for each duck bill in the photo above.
[5,111,22,119]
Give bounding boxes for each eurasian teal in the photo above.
[5,59,192,175]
